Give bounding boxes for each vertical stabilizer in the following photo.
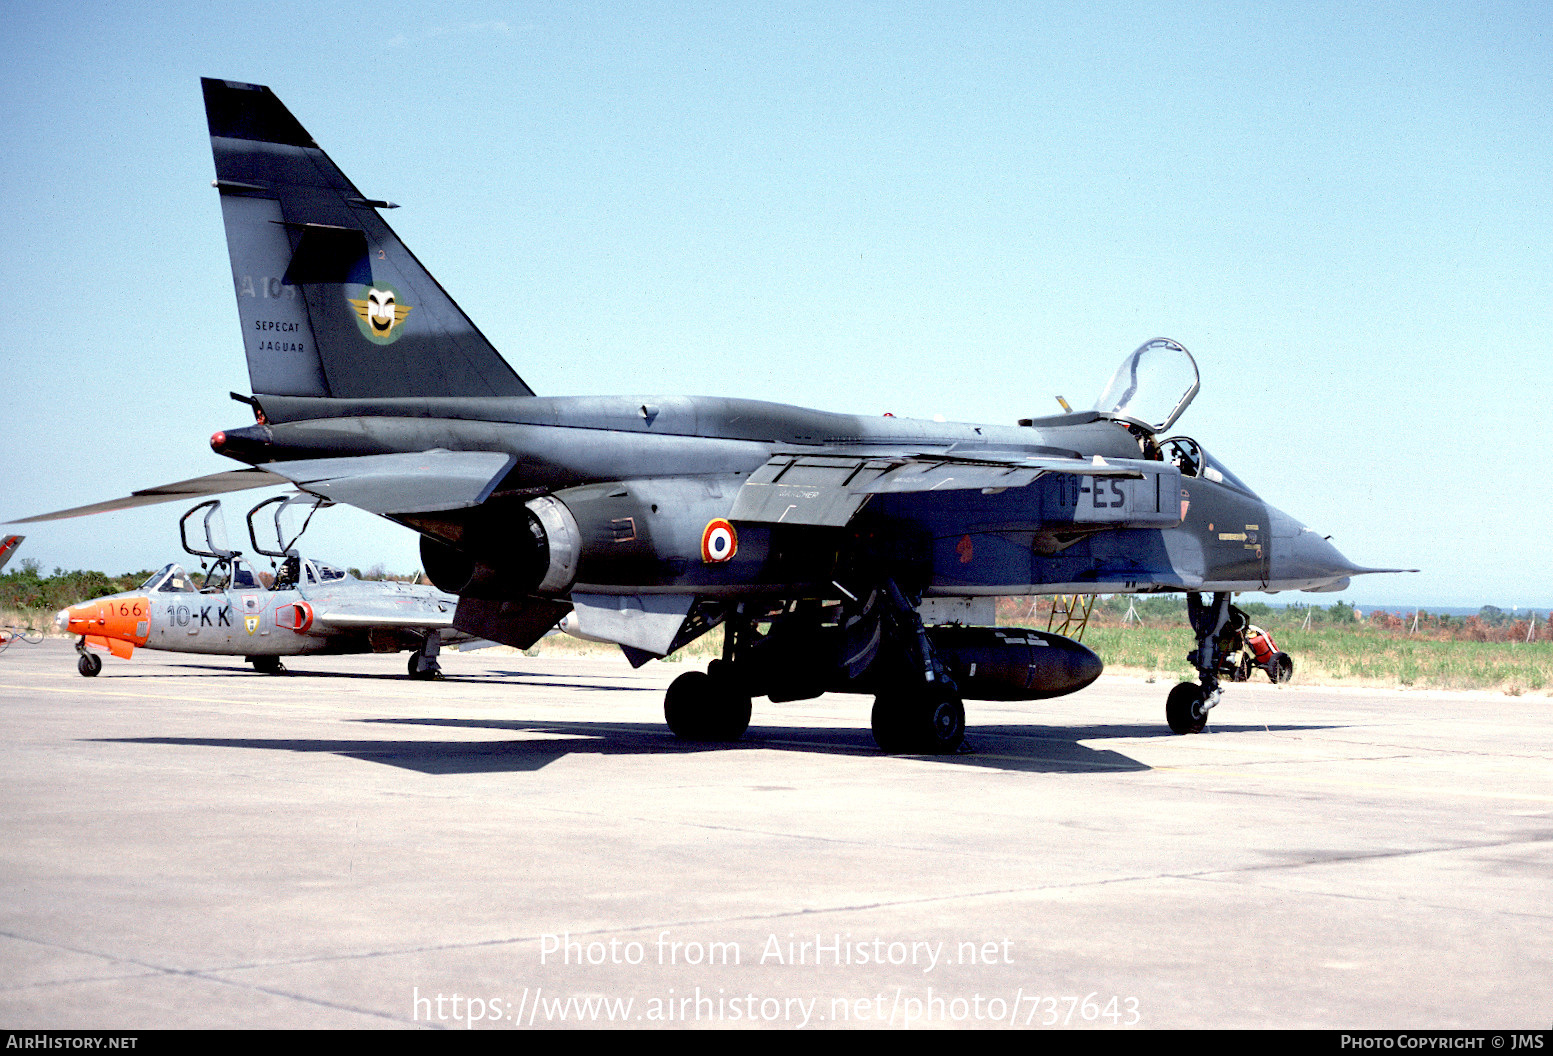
[203,78,534,400]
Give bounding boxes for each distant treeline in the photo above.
[1,562,157,617]
[0,560,425,629]
[997,595,1548,644]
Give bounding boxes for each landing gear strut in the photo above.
[868,581,965,754]
[1168,591,1234,734]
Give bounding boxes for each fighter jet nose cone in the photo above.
[210,431,226,450]
[1268,507,1362,589]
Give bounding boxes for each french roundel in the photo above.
[701,519,737,564]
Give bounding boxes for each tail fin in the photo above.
[202,78,534,401]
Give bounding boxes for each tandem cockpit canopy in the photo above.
[1093,338,1200,435]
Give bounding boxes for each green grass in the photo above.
[1082,624,1553,694]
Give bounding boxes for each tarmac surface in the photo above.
[1,637,1548,1030]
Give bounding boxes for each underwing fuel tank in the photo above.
[751,622,1103,703]
[925,626,1103,701]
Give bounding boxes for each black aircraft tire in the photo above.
[665,670,751,742]
[78,653,101,677]
[1272,652,1294,684]
[921,692,967,754]
[870,696,910,754]
[705,665,752,740]
[1166,682,1208,734]
[872,688,966,755]
[407,654,442,680]
[250,656,286,675]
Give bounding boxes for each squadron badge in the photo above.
[347,284,414,344]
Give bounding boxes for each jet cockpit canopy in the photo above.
[1093,337,1200,435]
[142,564,199,593]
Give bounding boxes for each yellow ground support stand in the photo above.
[1046,594,1096,642]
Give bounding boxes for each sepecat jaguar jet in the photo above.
[14,78,1409,752]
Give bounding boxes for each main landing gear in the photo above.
[870,683,965,755]
[407,631,443,680]
[664,661,753,742]
[867,581,965,754]
[249,655,286,675]
[660,581,966,755]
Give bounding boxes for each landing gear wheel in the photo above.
[870,697,909,754]
[871,687,965,754]
[407,653,442,680]
[250,656,286,675]
[1166,682,1209,734]
[1272,652,1294,684]
[77,652,101,677]
[664,669,752,742]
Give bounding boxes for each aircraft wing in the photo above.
[8,450,516,526]
[264,451,517,516]
[728,452,1148,527]
[0,535,22,571]
[7,469,283,523]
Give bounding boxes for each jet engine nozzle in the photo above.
[419,496,580,599]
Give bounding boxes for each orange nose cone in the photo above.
[210,431,226,450]
[63,601,100,636]
[67,598,151,646]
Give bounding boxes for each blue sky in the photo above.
[1,2,1548,609]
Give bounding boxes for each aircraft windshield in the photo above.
[1161,437,1258,497]
[1094,338,1200,434]
[143,563,197,593]
[141,565,175,590]
[313,563,347,582]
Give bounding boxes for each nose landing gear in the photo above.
[1167,591,1233,734]
[75,641,102,678]
[1166,681,1211,734]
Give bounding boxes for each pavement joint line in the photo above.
[0,929,421,1026]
